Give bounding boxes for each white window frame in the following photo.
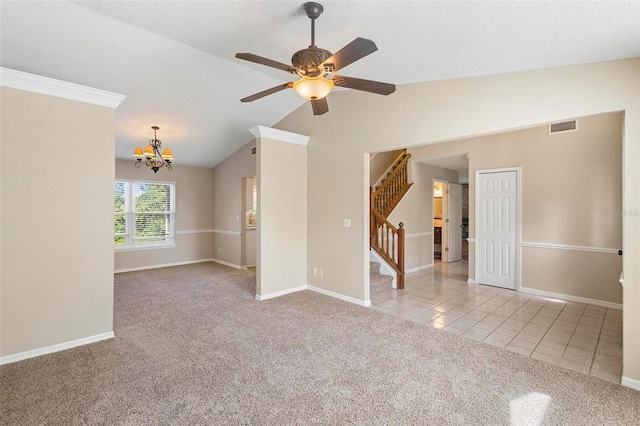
[114,179,176,251]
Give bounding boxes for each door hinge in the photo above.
[445,190,450,194]
[445,247,449,252]
[445,218,449,223]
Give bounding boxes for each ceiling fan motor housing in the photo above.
[292,47,333,77]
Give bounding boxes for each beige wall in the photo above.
[407,113,623,303]
[245,229,256,267]
[370,149,404,185]
[114,160,214,271]
[211,141,256,267]
[1,87,115,357]
[387,161,459,271]
[274,59,640,383]
[257,136,307,297]
[522,248,622,302]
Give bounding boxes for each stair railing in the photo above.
[370,209,405,289]
[372,153,412,218]
[371,150,407,190]
[369,152,412,290]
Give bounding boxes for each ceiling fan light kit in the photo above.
[235,2,395,115]
[293,75,334,100]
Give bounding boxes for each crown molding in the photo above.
[0,67,126,109]
[248,125,309,146]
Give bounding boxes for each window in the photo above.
[114,180,175,249]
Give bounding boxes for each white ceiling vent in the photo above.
[250,146,257,156]
[549,120,578,134]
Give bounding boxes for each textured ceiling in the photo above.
[1,1,639,168]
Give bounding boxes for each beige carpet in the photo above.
[1,262,638,424]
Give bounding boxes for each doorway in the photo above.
[433,179,465,265]
[241,176,257,268]
[433,180,445,261]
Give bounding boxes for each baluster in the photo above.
[382,224,387,252]
[391,229,395,261]
[395,173,398,200]
[393,174,397,199]
[386,226,390,256]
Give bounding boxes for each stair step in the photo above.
[370,261,393,295]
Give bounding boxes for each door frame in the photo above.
[432,179,448,264]
[474,167,522,290]
[446,182,463,263]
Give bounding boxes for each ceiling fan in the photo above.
[235,2,395,115]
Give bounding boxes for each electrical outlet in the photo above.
[236,215,240,221]
[312,268,317,276]
[319,269,324,277]
[218,248,221,253]
[343,219,351,228]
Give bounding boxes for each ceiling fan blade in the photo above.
[333,75,395,95]
[321,38,377,72]
[235,53,299,74]
[311,98,329,115]
[241,83,293,103]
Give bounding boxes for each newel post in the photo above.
[398,222,405,289]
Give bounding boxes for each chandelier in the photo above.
[133,126,174,173]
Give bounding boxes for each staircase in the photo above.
[370,150,413,290]
[370,262,393,296]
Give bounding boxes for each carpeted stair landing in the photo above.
[370,261,393,295]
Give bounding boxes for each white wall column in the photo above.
[250,126,309,300]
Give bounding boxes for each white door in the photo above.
[447,183,463,262]
[478,171,517,289]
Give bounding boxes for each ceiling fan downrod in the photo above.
[303,2,323,47]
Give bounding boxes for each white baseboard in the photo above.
[255,285,307,301]
[255,284,371,307]
[308,285,371,307]
[520,287,622,310]
[406,264,433,274]
[467,279,477,284]
[211,258,243,270]
[621,376,640,391]
[0,332,114,365]
[115,258,213,273]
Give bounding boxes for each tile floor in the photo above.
[370,261,623,384]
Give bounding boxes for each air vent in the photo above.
[549,120,578,134]
[250,146,257,156]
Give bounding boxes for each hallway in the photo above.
[370,261,623,384]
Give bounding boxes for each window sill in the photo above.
[115,243,176,252]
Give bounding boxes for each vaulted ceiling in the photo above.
[1,1,638,167]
